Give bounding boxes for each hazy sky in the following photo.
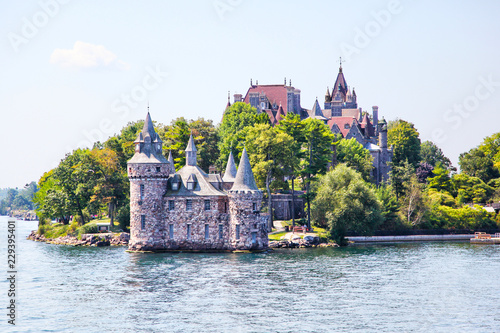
[1,0,500,189]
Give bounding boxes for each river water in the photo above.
[0,217,499,333]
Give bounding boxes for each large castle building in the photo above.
[127,113,268,252]
[227,64,393,184]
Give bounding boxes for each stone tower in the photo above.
[228,148,268,251]
[127,112,173,251]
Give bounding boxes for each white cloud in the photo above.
[50,41,130,70]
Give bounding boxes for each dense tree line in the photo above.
[0,182,37,215]
[26,102,500,243]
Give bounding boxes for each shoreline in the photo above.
[27,230,130,247]
[347,234,474,243]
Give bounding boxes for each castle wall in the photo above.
[128,177,169,251]
[228,191,268,251]
[162,196,230,251]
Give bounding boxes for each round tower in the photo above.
[228,148,268,251]
[127,112,173,251]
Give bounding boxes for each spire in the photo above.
[311,99,326,120]
[231,148,259,192]
[225,90,231,110]
[222,151,237,182]
[129,112,167,164]
[168,150,174,165]
[185,134,197,166]
[141,112,161,142]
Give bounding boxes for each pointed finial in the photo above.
[284,77,286,86]
[228,90,230,102]
[339,57,343,72]
[256,79,258,85]
[147,101,150,112]
[289,79,291,87]
[250,78,253,86]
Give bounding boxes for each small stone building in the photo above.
[127,113,268,252]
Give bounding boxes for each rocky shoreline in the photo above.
[27,231,130,247]
[269,234,339,249]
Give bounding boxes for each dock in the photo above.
[470,232,500,244]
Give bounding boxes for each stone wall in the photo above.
[162,195,230,251]
[128,169,170,251]
[228,190,268,251]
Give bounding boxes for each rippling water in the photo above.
[1,217,499,332]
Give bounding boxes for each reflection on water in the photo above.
[0,217,499,332]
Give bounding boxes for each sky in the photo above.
[1,0,500,189]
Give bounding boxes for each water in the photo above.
[1,216,499,333]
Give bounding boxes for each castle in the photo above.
[127,113,268,252]
[228,64,393,184]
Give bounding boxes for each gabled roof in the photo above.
[327,117,359,137]
[275,104,286,122]
[222,151,237,183]
[243,84,292,113]
[230,148,259,192]
[360,114,375,137]
[165,165,226,197]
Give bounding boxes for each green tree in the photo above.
[311,164,382,245]
[389,160,414,200]
[376,184,401,230]
[104,120,144,168]
[218,102,258,170]
[420,141,452,169]
[459,147,499,183]
[336,138,373,181]
[275,113,306,226]
[427,163,452,194]
[301,118,335,229]
[387,119,421,168]
[245,123,295,230]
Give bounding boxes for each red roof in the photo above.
[243,85,291,114]
[327,117,358,137]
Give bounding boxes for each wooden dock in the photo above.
[470,232,500,244]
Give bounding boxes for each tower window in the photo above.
[204,200,211,211]
[253,203,257,211]
[169,224,174,239]
[236,225,240,240]
[187,224,192,240]
[141,215,146,230]
[186,199,192,211]
[140,184,145,200]
[156,166,161,172]
[251,232,257,244]
[219,224,223,240]
[205,224,209,240]
[224,202,227,213]
[169,200,175,211]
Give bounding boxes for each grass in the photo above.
[268,231,288,241]
[37,216,124,239]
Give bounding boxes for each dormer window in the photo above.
[170,174,181,191]
[344,123,350,129]
[187,174,197,191]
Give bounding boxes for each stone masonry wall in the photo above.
[163,195,230,251]
[228,191,268,251]
[128,162,172,252]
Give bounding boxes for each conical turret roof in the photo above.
[230,148,259,192]
[222,151,237,182]
[168,150,174,165]
[185,134,197,152]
